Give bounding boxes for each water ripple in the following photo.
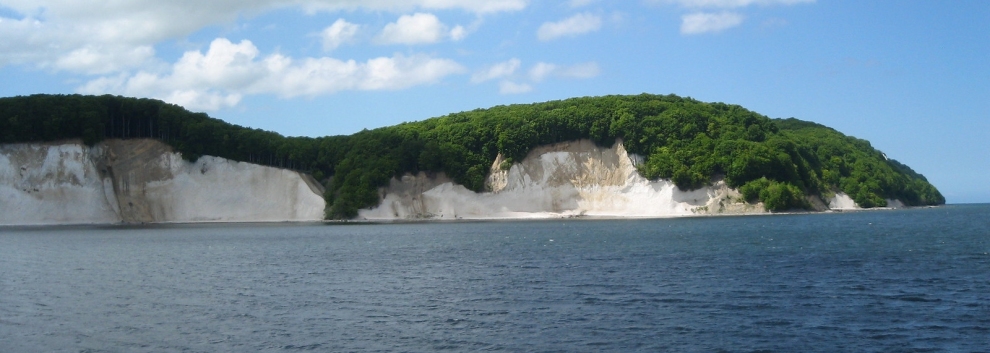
[1,205,988,352]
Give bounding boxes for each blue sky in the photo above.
[1,0,987,203]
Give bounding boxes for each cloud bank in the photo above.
[78,39,465,111]
[0,0,522,74]
[0,0,524,110]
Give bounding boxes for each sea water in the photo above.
[1,205,988,352]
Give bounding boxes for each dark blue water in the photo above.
[2,205,989,352]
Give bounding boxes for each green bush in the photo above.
[740,177,771,202]
[739,177,808,211]
[760,181,808,211]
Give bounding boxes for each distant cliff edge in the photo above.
[0,139,325,225]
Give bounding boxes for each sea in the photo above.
[1,205,988,353]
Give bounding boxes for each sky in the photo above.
[1,0,988,203]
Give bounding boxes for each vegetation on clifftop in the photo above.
[0,93,944,218]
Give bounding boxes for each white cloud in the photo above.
[167,90,245,112]
[0,14,170,73]
[50,45,156,75]
[376,13,465,45]
[472,60,598,94]
[450,25,468,41]
[0,17,46,67]
[173,39,268,89]
[0,0,523,73]
[471,58,521,83]
[77,38,465,111]
[652,0,811,35]
[499,81,532,94]
[536,13,602,41]
[528,62,557,82]
[321,19,360,51]
[681,12,744,34]
[652,0,814,8]
[528,61,599,81]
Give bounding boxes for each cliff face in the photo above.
[0,139,325,225]
[0,143,120,224]
[827,192,904,210]
[1,138,905,225]
[359,140,766,220]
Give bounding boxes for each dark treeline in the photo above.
[0,93,944,219]
[0,94,318,171]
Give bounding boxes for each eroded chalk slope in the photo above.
[0,139,325,225]
[359,140,764,220]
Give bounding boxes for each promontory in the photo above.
[0,93,944,225]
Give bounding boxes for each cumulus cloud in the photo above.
[536,13,602,41]
[680,12,744,34]
[529,61,599,82]
[0,0,524,73]
[78,38,465,111]
[376,13,466,45]
[652,0,814,8]
[321,19,360,51]
[471,58,521,83]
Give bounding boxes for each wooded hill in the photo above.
[0,94,944,218]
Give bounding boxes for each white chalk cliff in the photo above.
[0,139,325,225]
[360,140,765,220]
[3,138,903,225]
[828,192,905,210]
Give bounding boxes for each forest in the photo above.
[0,93,944,218]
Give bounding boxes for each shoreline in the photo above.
[1,205,950,229]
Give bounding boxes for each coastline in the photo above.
[0,204,953,229]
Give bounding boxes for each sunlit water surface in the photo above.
[2,205,989,352]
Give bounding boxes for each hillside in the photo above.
[0,94,944,219]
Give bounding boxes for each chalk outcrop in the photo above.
[828,192,859,210]
[359,140,765,220]
[827,192,905,210]
[0,139,325,225]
